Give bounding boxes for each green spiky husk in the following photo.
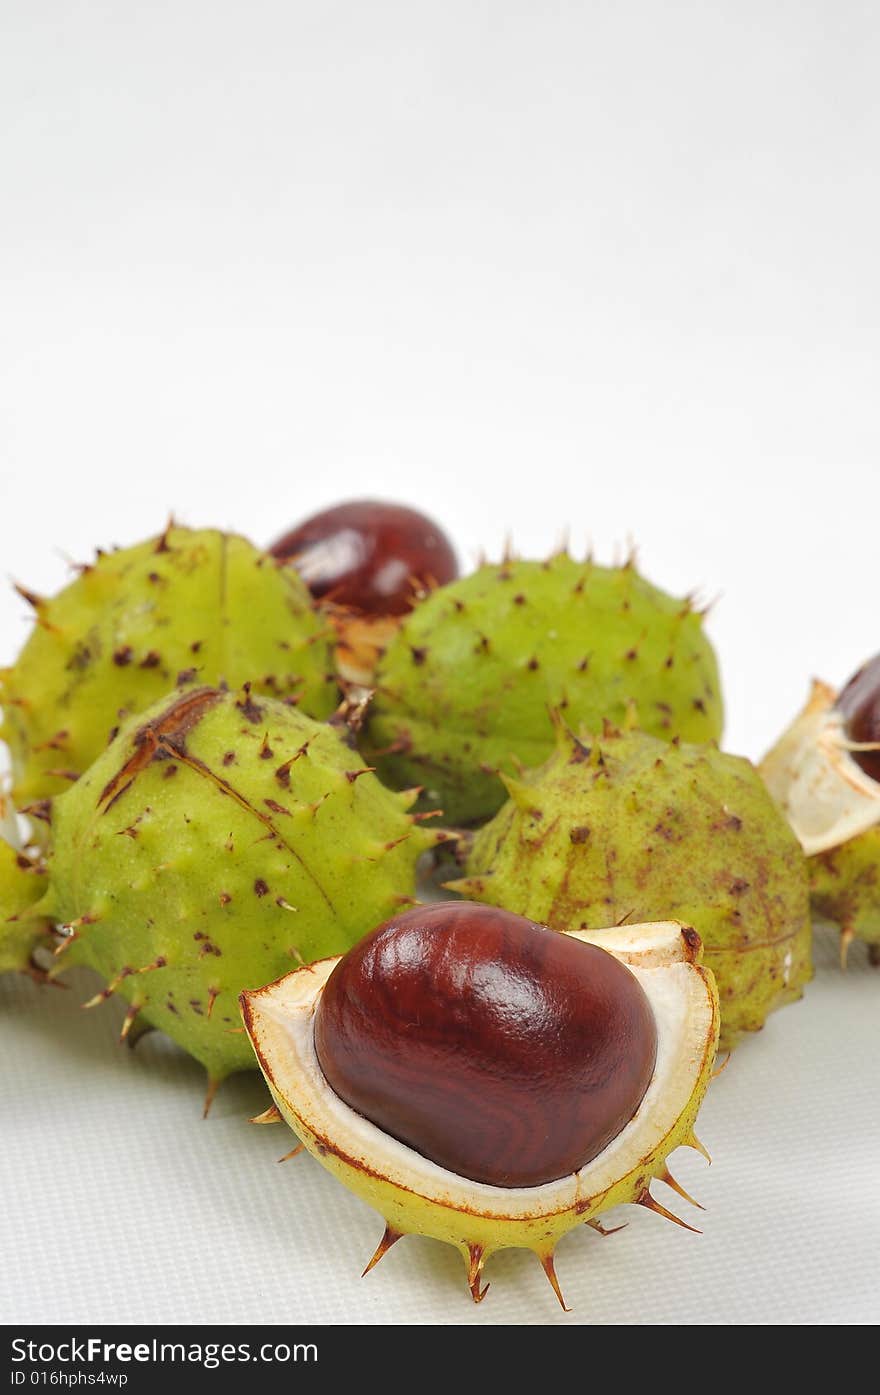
[42,687,443,1083]
[0,839,50,976]
[809,828,880,956]
[362,555,723,826]
[454,722,811,1049]
[0,526,337,811]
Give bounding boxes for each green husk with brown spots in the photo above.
[809,830,880,963]
[0,526,337,814]
[362,553,723,826]
[31,686,445,1100]
[450,716,811,1049]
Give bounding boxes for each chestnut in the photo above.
[313,902,658,1188]
[837,654,880,784]
[269,499,458,617]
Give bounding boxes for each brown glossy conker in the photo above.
[269,500,458,616]
[837,654,880,784]
[313,902,658,1189]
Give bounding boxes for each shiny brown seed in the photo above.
[314,901,657,1188]
[269,499,458,616]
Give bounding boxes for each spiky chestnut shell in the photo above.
[809,833,880,963]
[361,554,723,826]
[0,839,49,978]
[452,719,811,1050]
[314,903,658,1188]
[241,919,719,1309]
[760,676,880,963]
[38,687,445,1098]
[0,526,337,811]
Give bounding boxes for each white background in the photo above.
[1,1,878,1326]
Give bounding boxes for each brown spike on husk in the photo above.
[329,689,371,736]
[684,1130,712,1164]
[586,1217,627,1237]
[362,1225,403,1277]
[539,1250,570,1311]
[657,1164,705,1211]
[344,766,376,784]
[277,1144,305,1163]
[123,1015,155,1049]
[13,582,46,611]
[249,1104,282,1125]
[466,1244,489,1304]
[202,1075,221,1118]
[637,1188,701,1234]
[135,955,166,977]
[119,1003,141,1042]
[81,986,114,1010]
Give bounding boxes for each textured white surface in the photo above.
[1,0,880,1328]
